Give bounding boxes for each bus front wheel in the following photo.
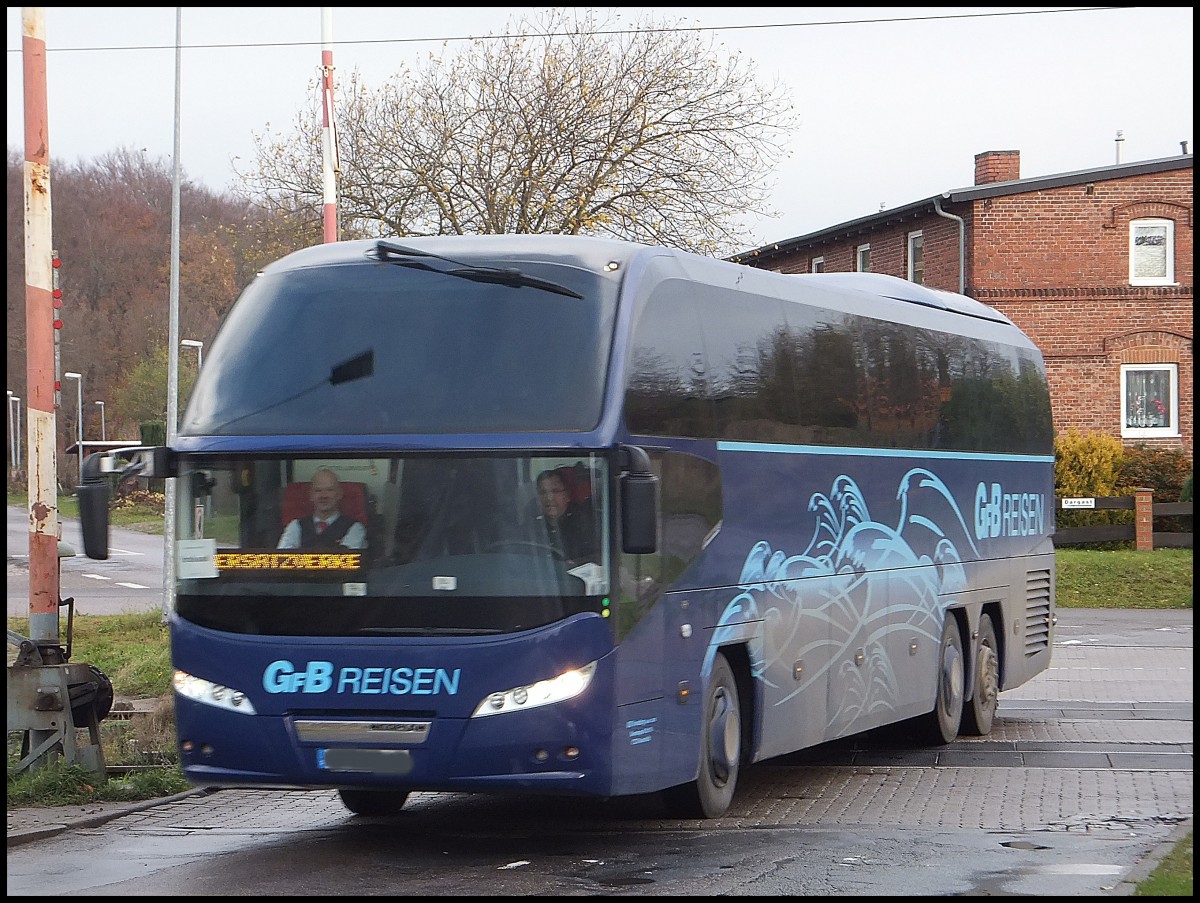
[338,788,410,816]
[920,615,965,745]
[663,652,741,819]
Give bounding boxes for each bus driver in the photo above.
[277,468,368,551]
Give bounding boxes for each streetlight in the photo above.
[95,400,106,441]
[181,338,203,370]
[63,371,83,481]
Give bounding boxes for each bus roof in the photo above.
[263,235,1017,329]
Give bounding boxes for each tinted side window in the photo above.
[615,450,721,640]
[695,290,798,441]
[624,284,714,438]
[623,279,1052,455]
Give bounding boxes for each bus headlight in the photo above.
[173,670,257,715]
[471,661,597,718]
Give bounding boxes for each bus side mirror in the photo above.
[77,453,111,560]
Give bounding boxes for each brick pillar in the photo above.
[1134,487,1154,551]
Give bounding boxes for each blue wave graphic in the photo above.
[705,468,969,732]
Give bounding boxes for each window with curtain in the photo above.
[1121,363,1178,437]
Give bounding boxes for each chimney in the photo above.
[974,150,1021,185]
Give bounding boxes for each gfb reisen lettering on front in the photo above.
[263,660,461,696]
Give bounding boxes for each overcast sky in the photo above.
[6,6,1194,246]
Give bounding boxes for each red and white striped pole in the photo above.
[320,8,338,243]
[21,6,61,645]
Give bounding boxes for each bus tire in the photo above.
[663,651,741,819]
[337,788,410,816]
[920,615,965,745]
[962,613,999,736]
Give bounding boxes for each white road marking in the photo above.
[116,582,148,589]
[82,574,111,581]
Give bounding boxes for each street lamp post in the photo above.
[63,371,82,482]
[95,400,106,441]
[181,338,203,370]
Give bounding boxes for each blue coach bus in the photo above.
[79,235,1055,818]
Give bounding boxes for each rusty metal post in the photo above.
[22,7,60,652]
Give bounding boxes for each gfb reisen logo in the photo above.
[263,660,461,696]
[974,482,1046,540]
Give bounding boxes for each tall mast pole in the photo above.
[321,8,338,242]
[162,7,182,620]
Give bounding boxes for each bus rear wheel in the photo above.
[920,615,965,745]
[663,652,741,819]
[962,613,999,736]
[337,788,410,816]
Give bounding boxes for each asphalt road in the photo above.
[6,505,165,617]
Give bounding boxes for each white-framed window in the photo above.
[1121,363,1179,438]
[811,256,825,273]
[1129,218,1174,285]
[907,231,924,284]
[856,244,871,272]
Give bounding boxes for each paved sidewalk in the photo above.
[7,788,211,846]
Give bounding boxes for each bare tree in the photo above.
[238,10,797,257]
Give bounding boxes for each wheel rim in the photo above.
[707,686,739,786]
[941,640,964,715]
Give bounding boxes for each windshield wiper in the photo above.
[374,239,583,299]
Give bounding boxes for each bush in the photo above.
[1116,445,1192,497]
[1054,429,1129,529]
[1117,445,1192,534]
[138,420,166,446]
[111,487,165,516]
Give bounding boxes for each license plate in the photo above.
[318,748,414,775]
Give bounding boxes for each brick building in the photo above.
[732,150,1193,456]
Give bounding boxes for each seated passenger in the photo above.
[534,468,598,566]
[277,468,368,550]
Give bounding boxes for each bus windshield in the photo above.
[180,258,618,437]
[173,453,611,637]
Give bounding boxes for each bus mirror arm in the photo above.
[619,444,652,476]
[618,444,659,555]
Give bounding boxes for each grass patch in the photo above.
[1134,829,1193,897]
[8,610,173,698]
[7,762,190,807]
[1056,548,1192,609]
